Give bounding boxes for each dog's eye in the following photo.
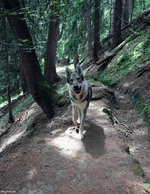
[77,77,81,81]
[69,79,73,83]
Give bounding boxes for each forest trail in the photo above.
[0,93,148,193]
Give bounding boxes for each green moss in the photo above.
[130,91,150,131]
[1,96,33,123]
[132,166,145,177]
[38,78,55,117]
[57,83,68,96]
[26,119,35,131]
[125,146,130,154]
[86,76,100,84]
[96,28,150,86]
[13,96,33,115]
[27,128,38,138]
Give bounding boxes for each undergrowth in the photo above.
[132,159,145,177]
[130,90,150,130]
[91,28,150,86]
[1,96,33,123]
[0,91,24,108]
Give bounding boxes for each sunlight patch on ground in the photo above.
[46,134,83,158]
[0,131,24,153]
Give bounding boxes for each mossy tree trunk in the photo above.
[2,0,55,118]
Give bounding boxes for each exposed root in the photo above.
[103,108,132,136]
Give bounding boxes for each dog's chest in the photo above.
[72,100,88,110]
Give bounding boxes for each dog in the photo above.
[65,64,92,139]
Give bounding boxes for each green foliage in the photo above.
[13,96,33,115]
[1,96,33,123]
[0,92,24,108]
[57,0,88,60]
[141,183,150,193]
[94,28,150,86]
[57,98,71,107]
[132,166,145,177]
[143,184,150,189]
[26,119,36,131]
[57,82,68,96]
[131,94,150,131]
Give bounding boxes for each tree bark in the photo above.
[19,60,28,94]
[4,16,14,123]
[44,0,60,86]
[111,0,122,49]
[123,0,129,26]
[73,20,79,68]
[2,0,55,118]
[86,0,92,55]
[123,0,134,26]
[93,0,101,62]
[110,0,115,35]
[128,0,134,20]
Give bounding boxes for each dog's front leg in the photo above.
[79,109,86,140]
[72,105,78,126]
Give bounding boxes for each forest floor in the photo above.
[0,68,150,193]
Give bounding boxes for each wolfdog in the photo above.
[66,64,92,139]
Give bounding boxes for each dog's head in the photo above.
[65,64,84,94]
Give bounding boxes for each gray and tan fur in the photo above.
[66,64,92,139]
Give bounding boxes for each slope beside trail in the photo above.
[0,92,146,193]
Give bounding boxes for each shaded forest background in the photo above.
[0,0,150,122]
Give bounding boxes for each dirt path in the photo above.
[111,88,150,182]
[0,98,146,194]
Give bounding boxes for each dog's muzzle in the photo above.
[73,85,81,94]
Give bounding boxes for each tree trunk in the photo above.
[4,16,14,123]
[73,20,79,68]
[110,0,115,35]
[123,0,134,26]
[128,0,134,20]
[2,0,55,118]
[123,0,129,26]
[86,0,92,55]
[93,0,101,62]
[20,60,28,93]
[44,0,60,86]
[111,0,122,49]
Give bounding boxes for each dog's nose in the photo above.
[73,85,78,89]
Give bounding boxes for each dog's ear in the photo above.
[76,64,83,75]
[76,64,84,80]
[65,67,72,77]
[65,67,72,82]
